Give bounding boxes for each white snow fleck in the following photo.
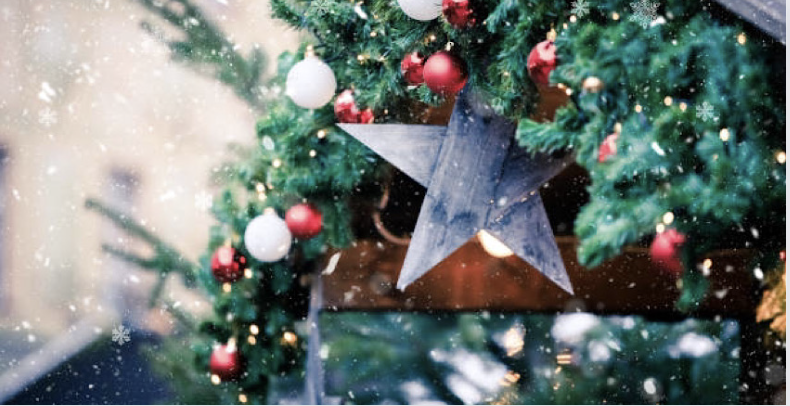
[668,332,717,358]
[551,313,599,344]
[111,324,131,346]
[650,142,666,156]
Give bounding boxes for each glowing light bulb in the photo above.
[477,230,513,258]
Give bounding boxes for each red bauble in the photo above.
[423,51,468,96]
[650,229,686,276]
[359,108,375,124]
[210,345,243,381]
[597,132,619,163]
[442,0,475,28]
[400,52,426,85]
[528,40,558,86]
[334,90,361,124]
[334,90,375,124]
[285,203,323,239]
[211,246,246,283]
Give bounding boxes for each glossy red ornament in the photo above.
[528,40,558,86]
[400,52,426,85]
[210,344,243,381]
[597,132,619,163]
[359,108,375,124]
[211,246,246,283]
[285,203,323,239]
[423,51,468,96]
[334,90,361,124]
[442,0,475,28]
[650,229,686,276]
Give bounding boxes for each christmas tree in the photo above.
[88,0,785,403]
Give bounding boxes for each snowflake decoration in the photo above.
[309,0,331,17]
[696,101,718,122]
[629,0,659,29]
[111,324,131,346]
[38,107,58,127]
[571,0,590,18]
[194,190,213,211]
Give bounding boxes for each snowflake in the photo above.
[696,101,717,122]
[629,0,659,29]
[309,0,331,16]
[194,191,213,211]
[111,325,131,346]
[38,107,58,127]
[570,0,590,18]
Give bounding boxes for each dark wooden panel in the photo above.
[321,237,756,318]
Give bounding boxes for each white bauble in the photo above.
[285,56,337,109]
[244,211,292,262]
[397,0,441,21]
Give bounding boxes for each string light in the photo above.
[634,104,643,113]
[309,149,317,157]
[244,268,253,279]
[255,183,265,193]
[478,230,514,258]
[500,371,521,386]
[737,32,747,45]
[679,102,688,112]
[569,15,577,23]
[556,351,574,365]
[663,96,673,106]
[776,151,786,164]
[317,129,327,139]
[656,223,666,233]
[719,128,730,142]
[272,158,282,168]
[662,211,674,225]
[503,325,525,356]
[282,331,297,346]
[702,258,713,269]
[210,374,221,385]
[250,324,259,335]
[612,12,620,20]
[238,394,248,403]
[247,335,257,345]
[222,283,232,293]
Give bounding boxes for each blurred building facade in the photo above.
[0,0,299,382]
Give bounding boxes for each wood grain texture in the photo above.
[339,88,572,293]
[713,0,786,43]
[337,124,445,188]
[321,238,757,317]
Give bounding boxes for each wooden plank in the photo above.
[337,124,445,188]
[713,0,786,43]
[320,237,757,318]
[396,89,515,289]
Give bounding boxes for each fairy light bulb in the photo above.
[477,230,513,258]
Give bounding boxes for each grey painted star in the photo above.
[339,88,574,293]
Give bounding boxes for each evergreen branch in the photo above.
[135,0,268,111]
[85,198,198,288]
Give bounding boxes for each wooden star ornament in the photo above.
[339,88,574,293]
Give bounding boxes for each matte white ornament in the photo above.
[244,210,292,262]
[285,54,337,109]
[397,0,441,21]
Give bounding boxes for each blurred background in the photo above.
[0,0,298,400]
[0,1,783,404]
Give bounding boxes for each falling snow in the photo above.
[570,0,590,18]
[38,107,58,127]
[696,101,717,122]
[629,0,659,28]
[111,325,131,346]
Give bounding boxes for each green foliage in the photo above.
[269,0,785,312]
[136,0,269,111]
[321,312,741,404]
[514,0,785,309]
